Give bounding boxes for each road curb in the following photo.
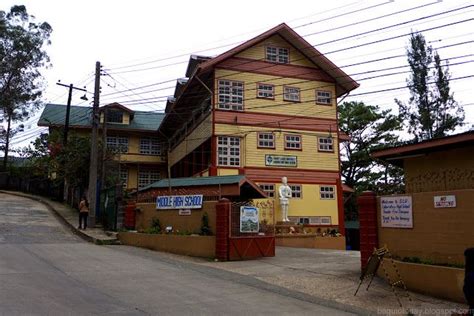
[0,190,117,245]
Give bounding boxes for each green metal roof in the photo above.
[38,104,164,131]
[140,175,246,192]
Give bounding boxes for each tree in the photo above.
[338,101,402,220]
[395,32,464,142]
[0,5,52,170]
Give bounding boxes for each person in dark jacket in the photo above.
[464,248,474,315]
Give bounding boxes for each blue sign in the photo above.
[156,194,203,210]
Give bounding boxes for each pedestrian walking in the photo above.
[78,196,89,230]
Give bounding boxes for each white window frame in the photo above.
[266,46,289,64]
[259,184,275,198]
[299,217,310,224]
[320,186,335,199]
[138,169,161,189]
[140,137,161,155]
[218,80,244,111]
[284,134,302,150]
[316,90,332,105]
[290,184,302,198]
[217,136,241,166]
[257,132,275,149]
[107,136,128,153]
[119,168,128,189]
[283,86,300,102]
[257,83,275,99]
[318,137,334,152]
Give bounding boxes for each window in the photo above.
[107,110,123,123]
[218,80,244,111]
[299,217,310,224]
[257,133,275,149]
[284,134,302,150]
[217,136,240,166]
[290,185,302,198]
[309,216,332,225]
[316,90,332,105]
[106,136,128,153]
[266,46,289,64]
[119,168,128,189]
[140,138,161,155]
[320,186,335,199]
[283,86,300,102]
[138,169,160,189]
[257,83,274,99]
[318,137,334,152]
[259,184,275,198]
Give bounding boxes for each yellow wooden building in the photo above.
[38,102,167,191]
[159,23,359,232]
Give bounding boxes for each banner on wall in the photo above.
[156,195,203,210]
[240,206,259,233]
[380,196,413,228]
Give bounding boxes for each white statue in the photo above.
[279,176,292,222]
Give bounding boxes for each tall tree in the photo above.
[0,5,52,170]
[395,32,464,141]
[338,101,402,220]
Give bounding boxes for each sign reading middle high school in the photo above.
[156,195,203,210]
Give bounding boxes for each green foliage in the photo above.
[400,256,464,269]
[143,227,161,234]
[395,32,464,142]
[200,212,211,236]
[0,5,52,170]
[151,217,161,231]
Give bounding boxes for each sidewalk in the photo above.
[0,190,119,245]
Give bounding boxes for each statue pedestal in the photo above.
[275,221,301,234]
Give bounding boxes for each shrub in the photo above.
[200,212,211,236]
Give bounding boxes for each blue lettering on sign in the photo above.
[156,194,203,210]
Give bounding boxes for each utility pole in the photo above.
[56,81,87,146]
[88,61,101,227]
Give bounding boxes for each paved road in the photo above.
[0,193,355,315]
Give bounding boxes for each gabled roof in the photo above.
[38,104,164,132]
[99,102,135,114]
[196,23,359,97]
[371,131,474,166]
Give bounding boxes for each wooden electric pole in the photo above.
[88,61,101,227]
[56,81,87,146]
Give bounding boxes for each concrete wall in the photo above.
[378,260,465,303]
[377,189,474,265]
[404,146,474,193]
[276,235,345,250]
[118,232,215,258]
[135,201,217,235]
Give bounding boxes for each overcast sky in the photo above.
[2,0,473,149]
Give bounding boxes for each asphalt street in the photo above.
[0,192,355,316]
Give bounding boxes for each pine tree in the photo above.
[395,32,464,142]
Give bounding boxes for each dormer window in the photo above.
[266,46,289,64]
[107,110,123,123]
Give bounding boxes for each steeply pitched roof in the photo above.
[196,23,359,97]
[38,104,164,132]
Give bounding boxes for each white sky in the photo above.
[2,0,474,149]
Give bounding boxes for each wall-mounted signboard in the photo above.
[178,209,192,216]
[434,195,456,208]
[265,155,297,167]
[380,196,413,228]
[240,206,259,233]
[156,195,203,210]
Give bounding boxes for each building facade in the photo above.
[38,102,166,191]
[159,23,359,232]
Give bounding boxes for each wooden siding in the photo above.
[214,69,337,119]
[169,114,212,167]
[245,167,339,184]
[214,124,339,171]
[235,34,317,68]
[214,110,337,132]
[217,57,334,83]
